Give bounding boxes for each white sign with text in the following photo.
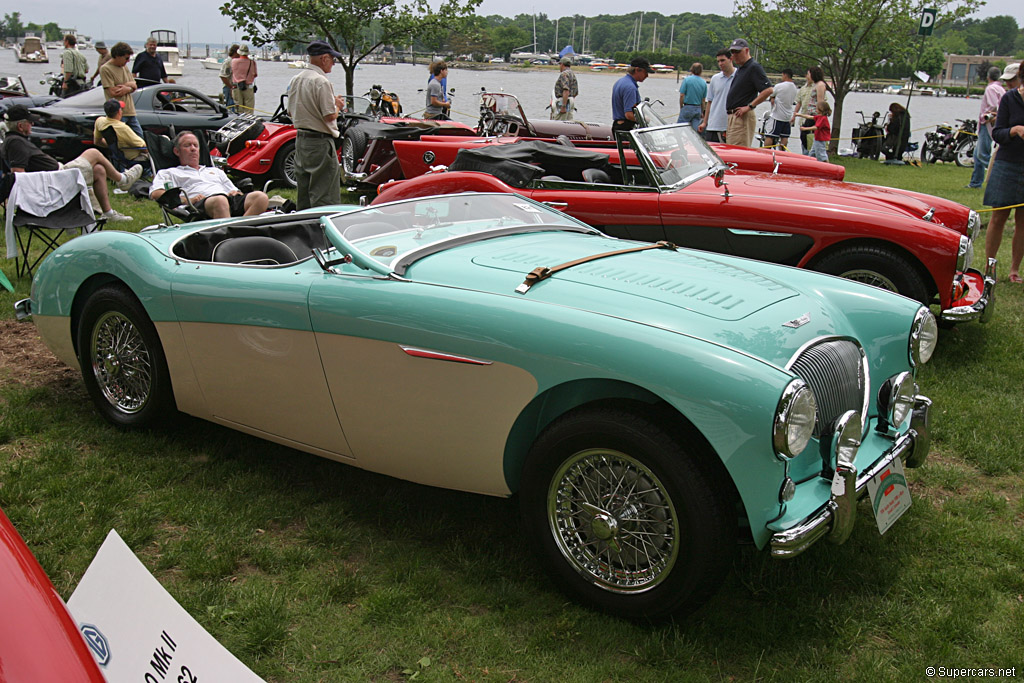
[68,530,264,683]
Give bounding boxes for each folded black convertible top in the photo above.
[449,140,614,187]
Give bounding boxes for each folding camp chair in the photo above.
[99,126,147,173]
[2,168,105,278]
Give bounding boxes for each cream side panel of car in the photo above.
[33,315,77,368]
[179,322,352,457]
[317,334,538,496]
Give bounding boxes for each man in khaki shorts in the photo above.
[724,38,773,148]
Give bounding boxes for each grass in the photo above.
[2,161,1023,681]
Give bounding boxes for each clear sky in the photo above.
[19,0,1022,47]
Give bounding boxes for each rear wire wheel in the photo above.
[520,406,735,619]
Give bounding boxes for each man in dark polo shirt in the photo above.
[724,38,773,148]
[132,36,171,86]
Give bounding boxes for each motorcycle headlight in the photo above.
[910,307,938,366]
[878,371,916,431]
[956,234,974,272]
[773,380,818,460]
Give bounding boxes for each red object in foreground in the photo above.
[0,508,106,682]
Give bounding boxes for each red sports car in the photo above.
[373,123,994,324]
[0,507,106,681]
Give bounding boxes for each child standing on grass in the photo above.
[799,101,832,162]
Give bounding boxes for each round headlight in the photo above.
[910,308,938,366]
[879,371,916,430]
[773,380,818,460]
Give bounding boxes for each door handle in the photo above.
[542,201,568,210]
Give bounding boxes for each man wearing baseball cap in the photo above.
[724,38,773,147]
[2,104,140,222]
[287,40,347,209]
[552,56,578,120]
[611,57,653,134]
[93,98,147,163]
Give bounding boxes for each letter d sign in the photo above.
[918,8,937,36]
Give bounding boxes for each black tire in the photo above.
[814,245,931,304]
[519,406,735,619]
[342,127,369,176]
[77,285,174,428]
[920,142,937,164]
[272,140,297,188]
[955,138,975,167]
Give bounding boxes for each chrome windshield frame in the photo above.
[629,123,729,192]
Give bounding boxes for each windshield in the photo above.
[631,124,726,189]
[480,93,525,121]
[327,193,596,275]
[636,101,671,128]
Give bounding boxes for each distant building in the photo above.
[943,53,1018,84]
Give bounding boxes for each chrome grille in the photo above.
[788,339,866,436]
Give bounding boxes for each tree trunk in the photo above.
[344,65,356,99]
[830,88,846,156]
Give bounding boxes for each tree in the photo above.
[1,12,24,40]
[489,25,530,60]
[736,0,981,153]
[220,0,482,97]
[919,44,945,79]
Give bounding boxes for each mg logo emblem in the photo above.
[80,624,111,666]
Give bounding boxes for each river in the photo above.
[4,49,981,150]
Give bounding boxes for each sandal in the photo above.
[1010,273,1024,284]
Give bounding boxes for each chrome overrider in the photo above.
[942,257,996,323]
[769,395,931,558]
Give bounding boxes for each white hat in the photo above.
[999,63,1019,80]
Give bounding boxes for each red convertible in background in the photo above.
[219,94,844,191]
[0,507,106,681]
[374,123,994,325]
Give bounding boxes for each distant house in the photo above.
[943,53,1018,84]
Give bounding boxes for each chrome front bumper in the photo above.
[941,258,996,323]
[14,298,32,320]
[769,395,931,559]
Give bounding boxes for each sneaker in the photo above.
[100,209,133,222]
[114,164,143,191]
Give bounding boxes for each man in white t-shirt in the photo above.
[698,49,735,143]
[150,131,268,218]
[766,69,798,151]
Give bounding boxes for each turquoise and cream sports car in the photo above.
[18,193,936,619]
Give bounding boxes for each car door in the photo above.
[170,265,352,458]
[524,183,665,243]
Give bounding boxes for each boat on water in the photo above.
[13,36,48,63]
[287,60,309,69]
[200,57,224,70]
[652,63,676,74]
[150,29,183,77]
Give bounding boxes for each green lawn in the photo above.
[1,162,1022,682]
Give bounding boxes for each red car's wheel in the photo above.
[814,245,931,304]
[272,140,297,188]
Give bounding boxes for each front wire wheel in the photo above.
[521,407,735,619]
[549,449,679,593]
[90,310,153,414]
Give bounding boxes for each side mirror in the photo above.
[713,168,726,187]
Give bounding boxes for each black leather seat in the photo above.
[582,167,612,184]
[211,236,298,265]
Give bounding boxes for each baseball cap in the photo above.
[729,38,750,51]
[560,56,572,66]
[307,40,344,59]
[95,41,107,49]
[103,98,124,117]
[1000,63,1019,80]
[3,104,38,123]
[630,57,653,73]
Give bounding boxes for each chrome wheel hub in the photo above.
[839,269,898,292]
[548,449,679,593]
[90,311,152,413]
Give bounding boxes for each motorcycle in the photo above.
[852,110,885,160]
[364,85,402,117]
[40,72,93,98]
[920,118,976,167]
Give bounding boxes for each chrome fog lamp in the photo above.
[878,371,916,432]
[773,380,818,460]
[910,308,938,366]
[831,410,863,468]
[779,477,796,503]
[956,234,974,272]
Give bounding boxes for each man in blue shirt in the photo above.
[677,63,707,128]
[611,57,653,134]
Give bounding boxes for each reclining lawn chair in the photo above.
[99,126,148,174]
[144,130,253,224]
[2,168,105,278]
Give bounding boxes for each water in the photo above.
[4,48,980,147]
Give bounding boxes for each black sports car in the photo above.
[27,84,237,161]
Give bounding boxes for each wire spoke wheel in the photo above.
[548,448,679,593]
[837,268,899,292]
[89,310,153,414]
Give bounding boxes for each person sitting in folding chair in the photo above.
[2,104,141,222]
[150,131,268,218]
[93,98,148,170]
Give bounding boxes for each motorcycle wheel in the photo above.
[955,139,975,167]
[920,142,937,164]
